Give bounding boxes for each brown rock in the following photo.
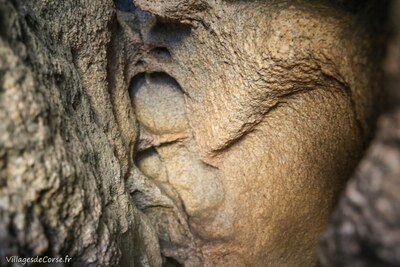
[0,0,387,266]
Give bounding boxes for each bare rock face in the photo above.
[319,1,400,266]
[0,0,161,266]
[128,0,383,266]
[318,110,400,267]
[0,0,385,266]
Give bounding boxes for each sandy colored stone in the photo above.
[129,0,384,266]
[0,0,387,266]
[319,1,400,266]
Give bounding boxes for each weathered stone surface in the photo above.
[319,1,400,266]
[0,0,160,266]
[0,0,388,266]
[319,110,400,267]
[129,0,384,266]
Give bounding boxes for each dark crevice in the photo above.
[208,75,362,156]
[208,102,281,156]
[134,146,158,180]
[129,72,146,100]
[147,72,184,91]
[71,91,81,111]
[24,13,39,32]
[0,6,7,39]
[129,72,186,99]
[163,256,183,267]
[114,0,136,12]
[330,0,367,12]
[131,190,147,211]
[135,60,145,67]
[149,17,191,45]
[150,47,172,61]
[105,12,132,167]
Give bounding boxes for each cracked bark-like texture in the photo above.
[0,1,161,266]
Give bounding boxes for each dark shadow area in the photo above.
[148,18,191,46]
[163,256,183,267]
[128,72,146,100]
[147,72,183,89]
[129,72,184,100]
[114,0,135,12]
[150,47,172,61]
[330,0,367,12]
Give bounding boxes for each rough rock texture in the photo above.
[318,110,400,267]
[129,0,384,266]
[0,0,161,266]
[318,1,400,266]
[0,0,387,266]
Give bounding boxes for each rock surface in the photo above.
[129,0,385,266]
[0,0,389,266]
[0,0,161,266]
[319,1,400,266]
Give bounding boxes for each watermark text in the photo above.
[4,255,72,265]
